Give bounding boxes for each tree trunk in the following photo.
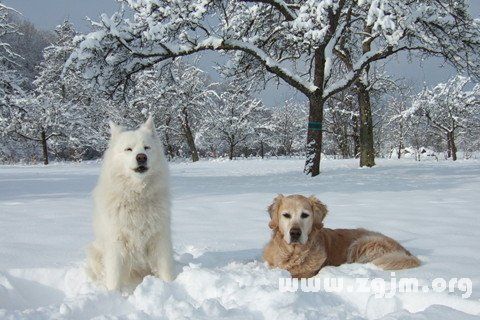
[180,108,199,162]
[397,122,403,159]
[340,137,349,159]
[351,112,359,158]
[286,142,292,156]
[210,146,217,158]
[229,143,234,160]
[352,24,375,168]
[447,131,457,161]
[356,81,375,167]
[446,132,452,159]
[164,117,175,160]
[41,130,49,165]
[260,140,264,159]
[304,49,325,177]
[451,133,457,161]
[183,125,199,162]
[305,94,324,176]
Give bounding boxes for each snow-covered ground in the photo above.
[1,158,480,319]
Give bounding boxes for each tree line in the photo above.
[1,2,479,171]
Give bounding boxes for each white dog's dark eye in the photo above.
[301,213,310,219]
[282,213,291,219]
[125,148,132,152]
[144,146,150,150]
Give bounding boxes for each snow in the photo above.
[198,37,223,50]
[1,158,480,319]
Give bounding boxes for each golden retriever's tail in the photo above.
[372,251,421,270]
[348,235,420,270]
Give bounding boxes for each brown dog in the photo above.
[263,194,420,278]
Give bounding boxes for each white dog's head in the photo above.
[268,194,328,245]
[105,116,166,182]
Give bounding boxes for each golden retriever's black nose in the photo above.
[136,153,147,164]
[290,228,301,241]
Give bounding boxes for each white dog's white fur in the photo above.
[86,116,174,291]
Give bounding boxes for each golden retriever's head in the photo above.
[268,194,327,245]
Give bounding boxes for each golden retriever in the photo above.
[263,194,420,278]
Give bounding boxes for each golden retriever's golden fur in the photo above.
[263,194,420,278]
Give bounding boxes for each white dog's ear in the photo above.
[267,194,284,230]
[109,121,123,138]
[140,115,155,134]
[308,196,327,228]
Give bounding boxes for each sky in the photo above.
[4,0,480,106]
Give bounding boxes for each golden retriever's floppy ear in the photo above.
[267,194,284,229]
[308,196,328,227]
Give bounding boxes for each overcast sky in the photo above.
[5,0,480,106]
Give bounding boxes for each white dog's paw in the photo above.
[154,269,175,282]
[162,273,175,282]
[106,284,118,291]
[105,278,120,291]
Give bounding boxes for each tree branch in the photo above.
[240,0,296,21]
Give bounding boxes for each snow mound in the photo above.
[1,256,480,320]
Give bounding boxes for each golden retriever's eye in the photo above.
[144,146,150,150]
[125,147,132,152]
[301,213,310,219]
[282,213,291,219]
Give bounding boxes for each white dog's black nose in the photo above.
[136,153,147,164]
[290,228,301,242]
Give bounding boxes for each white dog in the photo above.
[86,116,174,291]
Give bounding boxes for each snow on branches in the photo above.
[407,75,480,160]
[69,0,480,100]
[198,79,269,159]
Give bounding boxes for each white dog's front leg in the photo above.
[104,241,124,291]
[150,235,175,281]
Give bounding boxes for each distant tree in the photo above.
[131,58,217,161]
[384,92,412,159]
[324,90,359,158]
[0,3,23,105]
[200,81,266,160]
[127,67,179,158]
[25,20,77,163]
[35,20,77,101]
[407,76,480,161]
[3,14,54,88]
[8,20,102,164]
[271,100,307,156]
[8,95,62,164]
[249,108,274,159]
[0,3,27,162]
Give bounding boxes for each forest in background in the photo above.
[1,1,479,172]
